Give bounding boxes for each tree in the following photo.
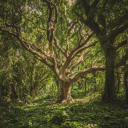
[0,0,105,103]
[0,36,51,102]
[73,0,128,103]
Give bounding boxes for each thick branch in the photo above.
[85,19,103,36]
[0,27,56,72]
[44,0,58,55]
[116,52,128,68]
[78,20,86,42]
[70,65,105,81]
[54,37,66,56]
[107,15,128,30]
[0,27,17,37]
[110,23,128,39]
[70,32,94,58]
[52,56,59,76]
[71,41,97,60]
[115,40,127,50]
[68,51,90,73]
[61,33,95,71]
[81,0,90,16]
[16,34,53,63]
[34,55,54,71]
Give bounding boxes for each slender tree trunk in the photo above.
[84,80,86,96]
[117,72,120,92]
[30,66,34,96]
[124,70,128,104]
[93,72,97,92]
[102,48,116,103]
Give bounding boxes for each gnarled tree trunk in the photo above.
[56,81,73,103]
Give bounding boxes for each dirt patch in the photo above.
[74,99,89,103]
[47,98,89,107]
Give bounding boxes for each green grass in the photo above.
[0,94,128,128]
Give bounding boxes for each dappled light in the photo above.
[0,0,128,127]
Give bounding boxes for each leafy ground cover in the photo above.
[0,94,128,128]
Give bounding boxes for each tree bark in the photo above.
[56,81,73,103]
[102,47,116,103]
[56,81,63,103]
[116,72,120,92]
[124,70,128,104]
[93,72,97,92]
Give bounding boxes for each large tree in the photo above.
[0,0,105,102]
[73,0,128,103]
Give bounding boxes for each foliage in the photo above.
[0,42,52,103]
[0,95,128,128]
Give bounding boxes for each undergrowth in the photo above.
[0,93,128,128]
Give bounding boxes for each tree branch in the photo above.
[0,27,57,72]
[70,32,94,58]
[34,55,54,71]
[65,21,78,56]
[44,0,58,56]
[116,51,128,68]
[115,40,127,50]
[60,33,95,72]
[68,51,90,73]
[71,40,97,60]
[70,65,105,81]
[78,19,86,42]
[0,27,17,37]
[91,0,100,8]
[53,37,66,56]
[81,0,90,16]
[110,23,128,39]
[21,14,47,31]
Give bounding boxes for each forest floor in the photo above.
[47,99,89,107]
[0,93,128,128]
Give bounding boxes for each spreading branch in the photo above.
[116,52,128,68]
[115,40,127,50]
[68,51,90,73]
[70,65,105,81]
[54,37,66,56]
[65,21,78,56]
[110,23,128,39]
[60,33,96,72]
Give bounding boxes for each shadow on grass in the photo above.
[0,96,57,128]
[1,95,128,128]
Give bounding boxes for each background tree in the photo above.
[73,0,128,103]
[0,32,51,103]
